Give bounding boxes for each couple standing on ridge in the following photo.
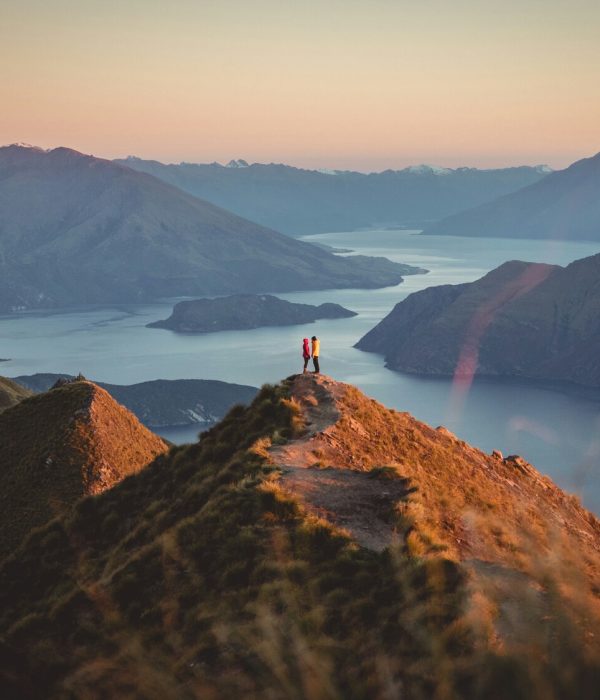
[302,336,320,374]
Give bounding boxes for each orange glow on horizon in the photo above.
[1,0,599,171]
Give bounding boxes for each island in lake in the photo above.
[147,294,358,333]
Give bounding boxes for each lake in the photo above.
[2,230,600,511]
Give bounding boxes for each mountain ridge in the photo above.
[116,155,549,235]
[356,252,600,387]
[0,374,598,697]
[0,380,168,559]
[11,374,258,427]
[425,151,600,240]
[124,153,553,177]
[0,145,418,312]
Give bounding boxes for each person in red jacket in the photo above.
[302,337,311,373]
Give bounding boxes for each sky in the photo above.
[1,0,599,171]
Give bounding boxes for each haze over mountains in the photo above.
[118,155,550,235]
[427,151,600,240]
[0,145,418,313]
[357,252,600,388]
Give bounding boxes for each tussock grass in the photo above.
[0,380,474,699]
[0,377,598,698]
[0,376,32,413]
[0,381,167,560]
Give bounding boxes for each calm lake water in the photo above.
[2,230,600,511]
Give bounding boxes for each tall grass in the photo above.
[0,378,598,698]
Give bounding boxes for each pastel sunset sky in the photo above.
[1,0,599,170]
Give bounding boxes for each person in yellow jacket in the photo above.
[311,335,320,374]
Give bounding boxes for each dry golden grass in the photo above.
[0,376,32,413]
[272,375,600,666]
[1,375,599,698]
[0,381,168,559]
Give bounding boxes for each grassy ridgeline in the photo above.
[0,379,597,698]
[0,377,32,414]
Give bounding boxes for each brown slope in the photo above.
[0,376,32,413]
[0,380,473,700]
[0,380,168,559]
[0,376,598,697]
[271,374,600,649]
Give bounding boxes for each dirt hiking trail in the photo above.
[269,374,410,551]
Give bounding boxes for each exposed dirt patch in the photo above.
[279,466,410,551]
[271,374,413,550]
[271,373,357,471]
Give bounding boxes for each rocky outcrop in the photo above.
[147,294,357,333]
[356,253,600,387]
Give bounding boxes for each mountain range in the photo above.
[147,294,358,333]
[0,379,167,560]
[426,151,600,240]
[0,373,598,698]
[0,145,419,313]
[11,374,258,427]
[117,155,549,235]
[356,252,600,387]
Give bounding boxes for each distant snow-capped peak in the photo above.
[403,164,452,176]
[225,159,250,168]
[6,142,45,151]
[534,164,553,174]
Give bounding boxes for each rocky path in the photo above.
[269,374,409,551]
